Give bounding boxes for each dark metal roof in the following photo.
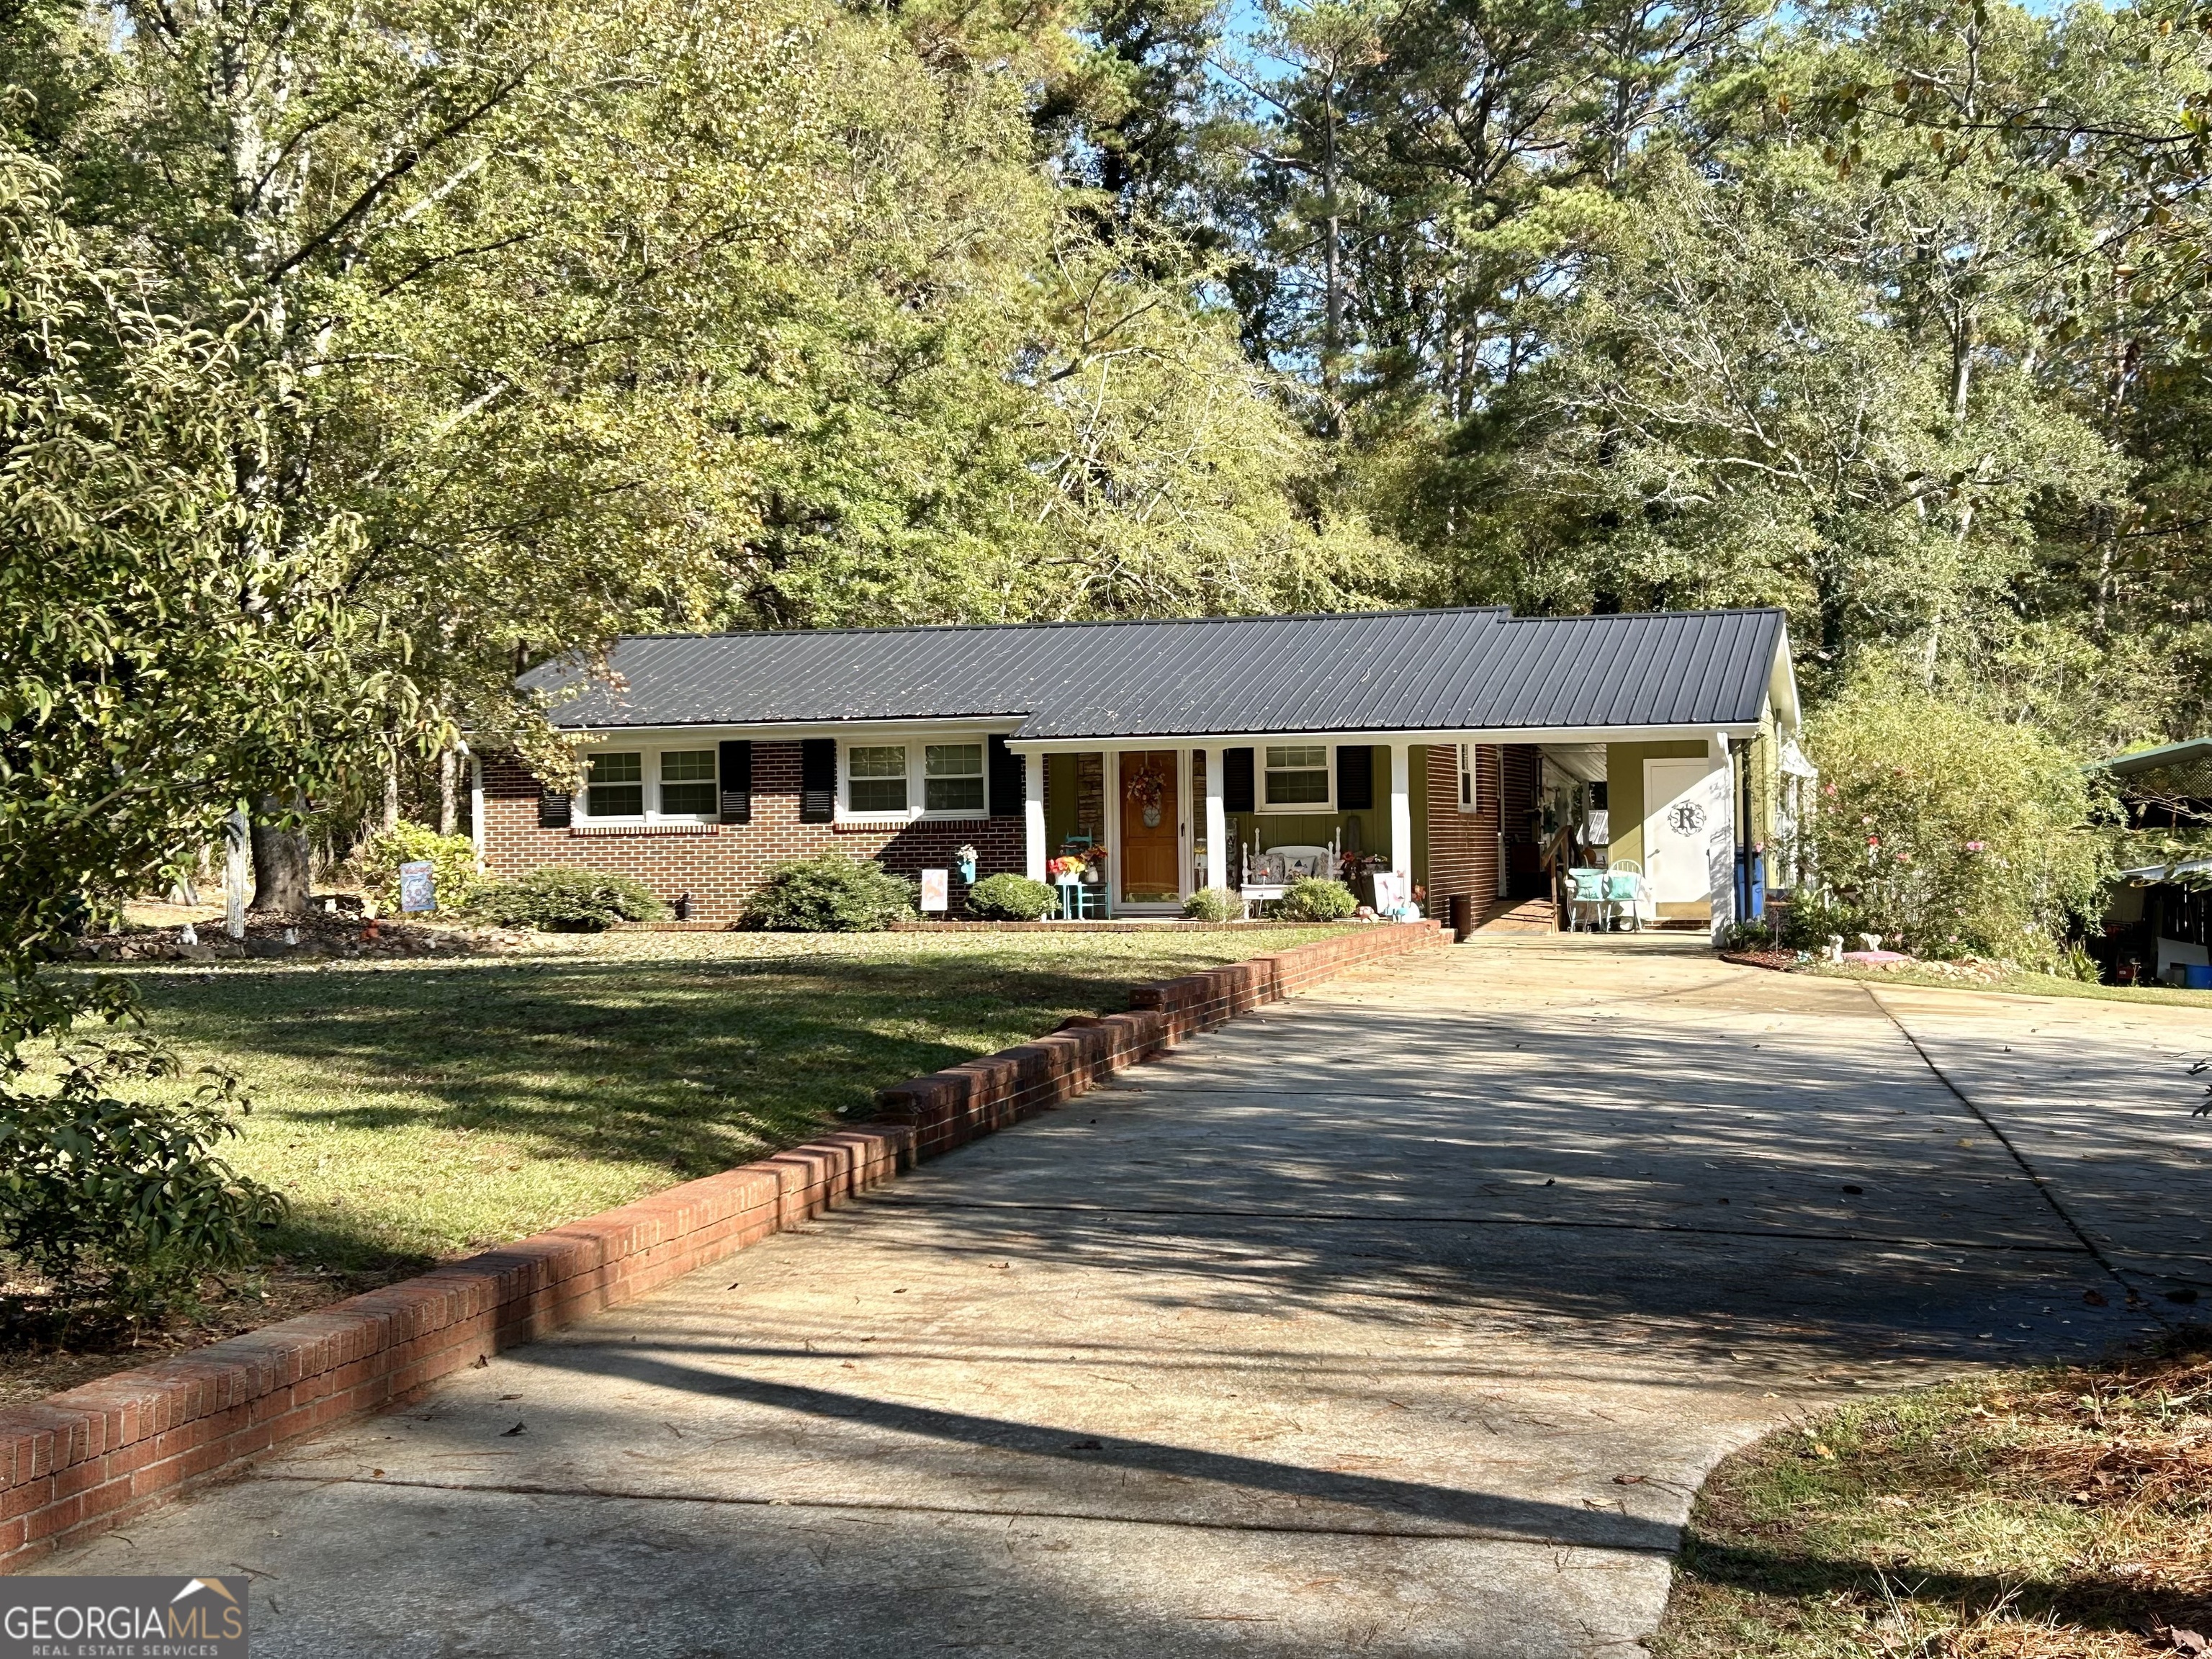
[2095,736,2212,776]
[523,606,1790,739]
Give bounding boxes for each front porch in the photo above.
[1024,743,1428,916]
[1008,729,1779,933]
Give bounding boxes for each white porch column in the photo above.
[1202,745,1226,892]
[468,751,486,872]
[1707,730,1737,940]
[1022,753,1047,881]
[1388,742,1412,882]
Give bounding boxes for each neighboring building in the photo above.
[2091,736,2212,985]
[2103,858,2211,985]
[472,606,1802,934]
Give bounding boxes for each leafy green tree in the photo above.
[1799,679,2116,961]
[1,146,315,1308]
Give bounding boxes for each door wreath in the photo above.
[1124,763,1166,828]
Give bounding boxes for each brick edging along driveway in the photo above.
[0,922,1446,1570]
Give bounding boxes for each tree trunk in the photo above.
[382,746,402,832]
[248,793,313,914]
[439,747,458,835]
[1321,85,1343,439]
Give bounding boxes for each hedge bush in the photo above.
[0,1066,285,1317]
[1182,886,1246,922]
[355,820,482,913]
[966,873,1058,920]
[1277,876,1358,921]
[469,867,667,931]
[742,855,917,932]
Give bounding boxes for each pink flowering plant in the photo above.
[1799,680,2116,962]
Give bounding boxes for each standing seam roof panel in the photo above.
[519,607,1787,738]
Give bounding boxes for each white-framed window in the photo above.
[847,745,909,814]
[1262,744,1331,811]
[842,739,992,820]
[660,749,718,817]
[1457,744,1480,813]
[585,751,644,818]
[924,743,985,814]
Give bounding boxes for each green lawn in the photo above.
[1653,1336,2212,1658]
[96,927,1347,1277]
[1804,962,2212,1010]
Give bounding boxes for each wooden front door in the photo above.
[1118,751,1181,904]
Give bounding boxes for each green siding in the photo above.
[1605,740,1709,871]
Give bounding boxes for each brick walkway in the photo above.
[39,940,2211,1657]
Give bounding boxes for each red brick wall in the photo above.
[1499,742,1546,896]
[1424,745,1501,905]
[482,745,1027,921]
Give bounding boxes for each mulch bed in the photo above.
[0,1262,426,1408]
[70,909,526,964]
[1720,948,1794,972]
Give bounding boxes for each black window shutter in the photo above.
[1336,744,1374,811]
[719,740,752,823]
[1223,747,1255,814]
[799,738,837,824]
[986,734,1023,818]
[537,785,572,829]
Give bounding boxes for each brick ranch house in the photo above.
[472,606,1805,935]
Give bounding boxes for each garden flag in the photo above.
[398,861,437,913]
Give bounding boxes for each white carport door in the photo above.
[1644,758,1729,905]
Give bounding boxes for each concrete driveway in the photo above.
[42,940,2212,1657]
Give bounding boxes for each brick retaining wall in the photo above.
[0,921,1444,1571]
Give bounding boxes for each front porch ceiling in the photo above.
[1539,743,1606,786]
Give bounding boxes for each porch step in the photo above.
[1474,896,1557,934]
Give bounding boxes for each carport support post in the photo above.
[1388,742,1412,885]
[1202,745,1226,891]
[1023,754,1046,882]
[1708,730,1737,943]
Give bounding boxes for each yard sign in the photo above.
[397,860,437,913]
[920,869,949,912]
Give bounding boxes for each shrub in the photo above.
[1776,889,1863,951]
[1182,886,1246,922]
[742,855,916,932]
[355,820,484,914]
[469,867,667,931]
[1277,876,1357,921]
[1721,918,1776,951]
[966,873,1057,921]
[0,1055,284,1318]
[1802,681,2114,961]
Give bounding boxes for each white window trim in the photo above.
[837,739,992,824]
[1256,742,1335,814]
[1456,744,1482,814]
[580,745,721,824]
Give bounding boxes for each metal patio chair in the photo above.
[1566,867,1607,932]
[1604,860,1645,932]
